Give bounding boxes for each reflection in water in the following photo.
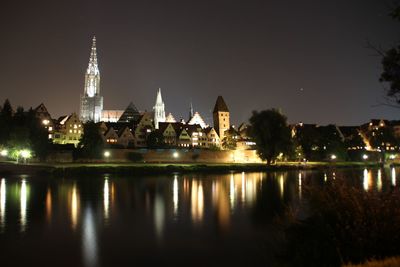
[377,169,382,192]
[392,167,397,186]
[363,169,372,191]
[154,195,165,241]
[0,179,5,231]
[298,173,302,199]
[82,206,98,267]
[104,178,109,222]
[229,175,235,209]
[173,176,178,215]
[241,172,245,203]
[20,179,27,232]
[279,175,284,198]
[212,181,230,230]
[324,173,327,182]
[71,184,80,230]
[191,180,204,223]
[46,188,52,222]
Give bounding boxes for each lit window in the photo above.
[69,130,72,133]
[48,127,53,131]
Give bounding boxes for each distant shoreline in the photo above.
[0,161,385,176]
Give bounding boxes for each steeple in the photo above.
[189,101,194,120]
[84,36,100,97]
[153,88,166,129]
[80,36,103,123]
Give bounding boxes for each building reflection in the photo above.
[70,183,80,230]
[392,167,397,186]
[191,180,204,223]
[82,206,98,267]
[363,169,372,191]
[20,179,28,233]
[154,194,165,241]
[173,176,178,216]
[104,178,109,222]
[46,188,52,223]
[377,169,382,192]
[212,180,230,230]
[0,179,5,231]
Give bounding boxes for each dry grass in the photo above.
[344,257,400,267]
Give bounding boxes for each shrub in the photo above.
[284,178,400,266]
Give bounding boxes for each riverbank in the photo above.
[0,161,384,176]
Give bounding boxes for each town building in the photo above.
[80,36,103,123]
[213,96,230,141]
[34,103,54,139]
[53,113,83,147]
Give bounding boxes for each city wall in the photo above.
[49,149,263,163]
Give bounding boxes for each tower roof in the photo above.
[213,96,229,113]
[155,88,163,104]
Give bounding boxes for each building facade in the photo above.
[80,36,103,123]
[213,96,230,141]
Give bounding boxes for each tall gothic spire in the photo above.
[153,88,166,129]
[84,36,100,97]
[89,36,98,65]
[189,101,194,120]
[80,36,103,123]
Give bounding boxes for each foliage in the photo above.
[0,101,51,161]
[146,130,165,149]
[77,122,104,159]
[249,109,293,165]
[284,179,400,266]
[379,4,400,104]
[221,136,237,150]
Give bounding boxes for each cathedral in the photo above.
[80,36,103,123]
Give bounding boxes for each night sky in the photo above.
[0,0,399,126]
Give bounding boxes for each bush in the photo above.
[284,179,400,266]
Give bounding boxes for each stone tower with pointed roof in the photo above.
[213,96,230,140]
[153,88,166,129]
[80,36,104,122]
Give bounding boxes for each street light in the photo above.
[20,150,31,164]
[0,149,7,157]
[173,152,179,158]
[330,154,337,160]
[362,154,368,160]
[104,151,110,158]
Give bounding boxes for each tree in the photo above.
[249,109,293,165]
[146,130,165,149]
[77,122,104,159]
[0,99,13,145]
[379,4,400,105]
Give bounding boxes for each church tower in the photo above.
[213,96,230,140]
[80,36,103,122]
[153,88,166,129]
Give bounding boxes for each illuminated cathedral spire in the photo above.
[80,36,103,122]
[153,88,166,129]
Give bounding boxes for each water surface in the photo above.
[0,167,397,266]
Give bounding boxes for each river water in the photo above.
[0,167,397,266]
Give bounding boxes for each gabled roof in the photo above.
[118,102,140,123]
[213,96,229,113]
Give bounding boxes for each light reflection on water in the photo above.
[20,179,27,233]
[0,178,5,231]
[0,168,398,266]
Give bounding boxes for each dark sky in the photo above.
[0,0,399,126]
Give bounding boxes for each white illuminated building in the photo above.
[80,36,103,123]
[153,88,166,129]
[188,111,207,129]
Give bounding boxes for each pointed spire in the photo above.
[156,88,163,104]
[89,35,97,65]
[189,101,194,120]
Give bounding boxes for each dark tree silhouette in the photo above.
[249,109,293,165]
[77,122,104,159]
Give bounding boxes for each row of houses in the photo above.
[33,95,256,150]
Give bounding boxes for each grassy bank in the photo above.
[0,161,383,176]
